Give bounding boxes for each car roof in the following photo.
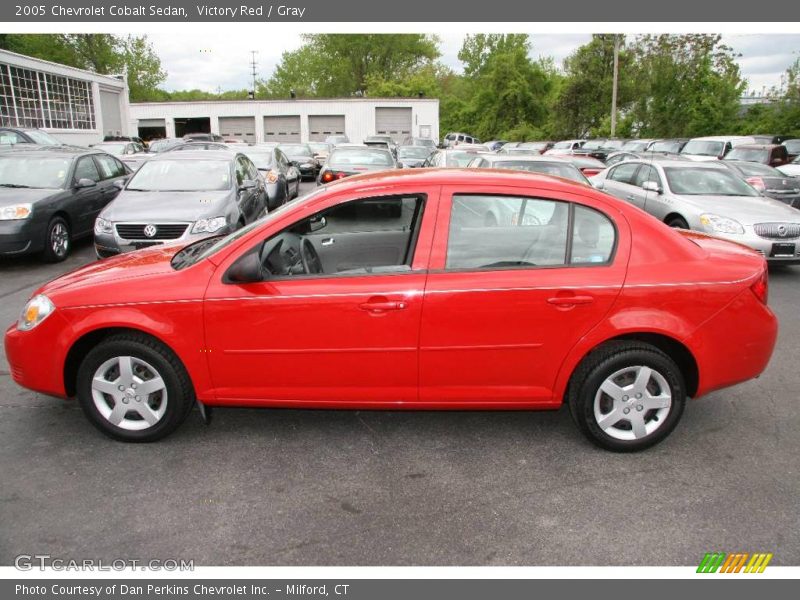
[483,153,572,163]
[690,135,753,142]
[730,144,781,150]
[149,150,234,161]
[627,158,727,169]
[0,146,98,158]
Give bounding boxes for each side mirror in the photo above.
[75,178,96,189]
[309,215,327,232]
[642,180,662,194]
[225,251,264,284]
[112,179,126,190]
[239,179,257,191]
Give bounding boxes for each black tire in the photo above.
[666,216,689,229]
[567,341,686,452]
[76,333,195,442]
[41,216,71,263]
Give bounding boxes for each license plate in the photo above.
[770,242,796,257]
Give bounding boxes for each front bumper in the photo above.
[0,217,46,256]
[94,221,235,259]
[708,226,800,264]
[5,313,71,398]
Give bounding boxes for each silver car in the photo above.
[94,151,267,258]
[592,158,800,264]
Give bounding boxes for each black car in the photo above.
[147,138,186,153]
[573,139,625,162]
[317,146,397,184]
[0,127,63,147]
[722,160,800,208]
[243,146,301,210]
[278,143,320,180]
[0,147,130,261]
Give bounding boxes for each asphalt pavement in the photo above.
[1,182,798,566]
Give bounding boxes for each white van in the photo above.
[680,136,756,161]
[443,132,480,148]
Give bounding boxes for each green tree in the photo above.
[457,34,530,78]
[551,35,635,138]
[119,36,166,101]
[629,34,745,137]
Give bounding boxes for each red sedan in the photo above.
[5,169,777,451]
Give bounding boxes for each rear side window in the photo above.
[571,205,616,265]
[447,195,616,270]
[94,154,126,179]
[608,163,639,184]
[74,156,100,182]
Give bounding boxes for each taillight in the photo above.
[581,168,602,176]
[746,176,766,193]
[266,169,279,184]
[321,171,335,183]
[751,268,769,304]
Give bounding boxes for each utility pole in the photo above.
[250,51,258,100]
[611,34,620,138]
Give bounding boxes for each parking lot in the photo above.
[0,174,797,566]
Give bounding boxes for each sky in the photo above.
[147,33,800,96]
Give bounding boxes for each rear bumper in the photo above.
[686,286,777,398]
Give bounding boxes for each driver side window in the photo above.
[259,195,426,279]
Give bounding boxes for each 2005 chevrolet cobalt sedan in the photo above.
[5,169,777,451]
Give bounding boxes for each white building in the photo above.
[0,49,130,146]
[129,98,440,144]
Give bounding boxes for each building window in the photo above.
[0,63,96,130]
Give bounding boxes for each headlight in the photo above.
[192,217,227,234]
[94,217,113,235]
[18,295,55,332]
[699,214,745,235]
[0,203,33,220]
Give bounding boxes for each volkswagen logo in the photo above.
[143,224,157,238]
[778,225,788,237]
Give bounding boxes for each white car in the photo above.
[680,136,755,162]
[777,157,800,177]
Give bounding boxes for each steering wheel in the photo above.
[300,238,324,274]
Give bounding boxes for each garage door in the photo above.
[99,89,122,137]
[308,115,345,142]
[375,107,412,144]
[219,117,256,142]
[263,115,301,142]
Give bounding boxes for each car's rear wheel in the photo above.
[76,333,194,442]
[666,216,689,229]
[41,216,71,263]
[568,341,686,452]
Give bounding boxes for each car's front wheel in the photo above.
[41,216,71,263]
[76,333,195,442]
[568,341,686,452]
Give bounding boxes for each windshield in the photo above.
[26,130,61,145]
[126,159,231,192]
[651,141,681,153]
[493,160,588,183]
[622,141,650,152]
[183,188,327,267]
[725,148,768,162]
[308,143,331,154]
[96,143,127,155]
[328,148,394,167]
[0,156,70,188]
[243,151,274,170]
[518,142,546,150]
[581,140,606,150]
[681,141,724,157]
[280,144,313,156]
[664,167,760,196]
[398,147,431,159]
[783,140,800,153]
[552,141,574,149]
[445,152,482,167]
[729,162,780,177]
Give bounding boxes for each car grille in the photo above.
[753,223,800,240]
[115,223,189,240]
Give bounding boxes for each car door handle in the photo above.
[626,194,636,201]
[547,295,595,306]
[359,299,407,312]
[320,238,335,246]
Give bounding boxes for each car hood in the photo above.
[100,190,231,222]
[674,193,800,224]
[777,164,800,176]
[39,244,181,297]
[0,187,60,207]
